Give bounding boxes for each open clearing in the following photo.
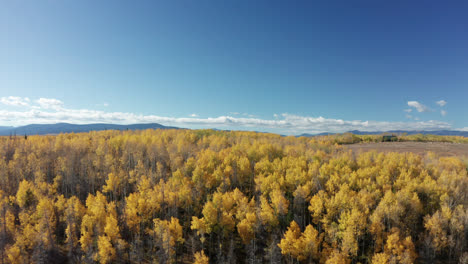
[346,141,468,157]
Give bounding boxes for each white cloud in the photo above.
[459,127,468,132]
[404,109,413,113]
[405,114,413,119]
[0,96,30,107]
[436,100,447,107]
[408,101,430,112]
[96,102,109,107]
[0,97,455,134]
[36,98,64,110]
[441,110,447,116]
[190,113,198,117]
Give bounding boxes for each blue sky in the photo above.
[1,0,467,134]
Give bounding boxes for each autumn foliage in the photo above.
[0,129,466,263]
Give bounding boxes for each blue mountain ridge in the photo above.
[0,123,178,136]
[298,130,468,137]
[0,123,467,137]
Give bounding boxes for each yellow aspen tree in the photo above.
[80,191,109,262]
[371,252,390,264]
[193,250,209,264]
[192,149,221,190]
[150,217,184,263]
[259,196,279,229]
[191,216,208,243]
[424,205,450,252]
[383,228,417,264]
[278,221,301,259]
[270,188,289,216]
[5,245,24,264]
[35,197,56,251]
[124,192,141,233]
[16,180,36,208]
[80,214,96,260]
[64,196,85,261]
[300,224,320,260]
[237,212,257,244]
[338,208,366,257]
[102,172,120,200]
[325,249,351,264]
[97,235,115,264]
[308,190,328,225]
[0,190,15,264]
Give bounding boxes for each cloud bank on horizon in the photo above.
[0,96,458,134]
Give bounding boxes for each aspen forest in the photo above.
[0,129,466,264]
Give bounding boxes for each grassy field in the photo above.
[346,141,468,157]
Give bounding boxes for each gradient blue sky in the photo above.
[1,0,467,134]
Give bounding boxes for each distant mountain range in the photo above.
[0,123,467,137]
[0,123,178,136]
[298,130,468,137]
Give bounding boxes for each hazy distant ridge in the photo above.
[0,123,178,136]
[1,123,467,137]
[299,130,468,137]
